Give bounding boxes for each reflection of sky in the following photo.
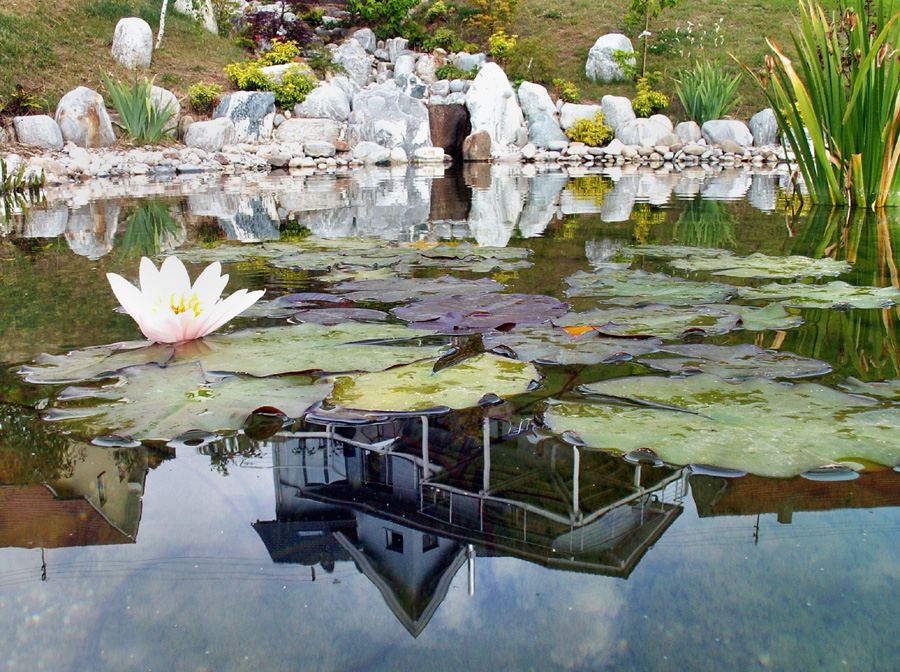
[4,449,900,671]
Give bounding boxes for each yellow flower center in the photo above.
[164,292,204,317]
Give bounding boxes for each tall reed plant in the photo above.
[742,0,900,209]
[101,72,176,145]
[674,59,742,125]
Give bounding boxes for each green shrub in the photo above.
[211,0,243,31]
[675,59,742,125]
[423,26,457,50]
[101,72,176,144]
[467,0,520,32]
[552,78,580,103]
[274,66,317,107]
[424,0,453,22]
[224,62,273,90]
[302,7,326,26]
[504,37,555,83]
[633,77,668,117]
[565,111,614,146]
[187,81,222,115]
[488,28,517,61]
[350,0,421,38]
[257,38,303,66]
[435,62,477,80]
[304,49,348,78]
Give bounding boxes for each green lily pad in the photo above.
[565,269,735,305]
[622,244,728,259]
[737,280,900,309]
[328,353,538,412]
[267,247,417,272]
[544,374,900,478]
[332,276,504,303]
[669,252,850,279]
[482,325,662,365]
[554,304,741,339]
[317,267,399,283]
[46,362,331,441]
[708,303,804,331]
[839,377,900,400]
[173,238,390,265]
[170,323,443,376]
[21,341,173,384]
[414,243,533,273]
[639,343,831,379]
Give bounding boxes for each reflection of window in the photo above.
[96,471,108,506]
[423,533,438,552]
[386,530,404,553]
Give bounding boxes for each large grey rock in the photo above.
[675,121,702,143]
[293,83,351,121]
[304,141,336,157]
[465,63,526,154]
[55,87,116,148]
[333,39,374,88]
[428,103,470,161]
[184,118,236,152]
[415,54,437,84]
[517,82,567,148]
[351,28,377,53]
[600,95,635,132]
[585,34,633,83]
[14,115,64,151]
[0,126,9,145]
[750,108,779,146]
[463,130,491,161]
[701,119,754,147]
[396,72,428,99]
[386,37,409,63]
[394,54,417,77]
[559,103,602,131]
[454,52,486,73]
[352,141,391,164]
[615,118,671,146]
[151,86,181,132]
[348,81,432,154]
[111,17,153,69]
[274,117,344,143]
[214,91,276,143]
[174,0,218,34]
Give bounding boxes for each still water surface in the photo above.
[1,166,899,672]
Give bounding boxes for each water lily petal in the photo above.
[184,289,265,341]
[191,261,229,306]
[107,272,157,336]
[156,255,192,302]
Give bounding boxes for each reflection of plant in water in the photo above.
[118,201,183,259]
[197,433,263,475]
[279,219,311,242]
[631,204,666,244]
[672,197,736,249]
[566,176,613,207]
[0,404,75,485]
[1,160,45,231]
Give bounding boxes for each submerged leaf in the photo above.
[544,374,900,478]
[21,341,173,384]
[328,353,538,412]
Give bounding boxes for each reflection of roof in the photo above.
[692,471,900,520]
[0,485,135,548]
[252,518,354,565]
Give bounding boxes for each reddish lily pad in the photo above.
[393,293,569,333]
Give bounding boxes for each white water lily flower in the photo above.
[106,256,265,344]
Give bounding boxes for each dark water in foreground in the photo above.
[1,167,900,672]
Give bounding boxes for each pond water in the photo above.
[2,165,900,672]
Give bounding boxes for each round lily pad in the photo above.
[46,362,332,441]
[737,280,900,309]
[328,353,539,412]
[669,252,850,279]
[394,293,570,333]
[483,325,662,365]
[21,341,173,384]
[639,343,832,379]
[544,374,900,478]
[332,276,504,303]
[565,268,735,306]
[554,304,741,339]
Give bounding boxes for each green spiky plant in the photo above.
[675,59,743,125]
[102,71,177,145]
[740,0,900,209]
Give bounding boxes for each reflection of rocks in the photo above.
[748,173,778,212]
[429,171,470,222]
[65,202,121,258]
[518,172,567,238]
[600,177,636,223]
[188,192,279,241]
[22,204,69,238]
[467,165,528,247]
[701,171,753,200]
[350,167,431,240]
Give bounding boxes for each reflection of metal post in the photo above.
[467,544,476,596]
[482,417,491,494]
[421,415,430,479]
[634,464,642,489]
[573,446,580,518]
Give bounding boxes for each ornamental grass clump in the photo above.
[744,0,900,208]
[675,59,742,124]
[102,72,176,145]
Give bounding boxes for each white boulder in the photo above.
[585,34,633,84]
[111,17,153,69]
[465,63,526,153]
[701,119,754,147]
[13,115,64,151]
[55,87,116,148]
[184,118,237,152]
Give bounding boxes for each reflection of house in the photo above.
[254,411,686,636]
[692,471,900,524]
[0,442,150,549]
